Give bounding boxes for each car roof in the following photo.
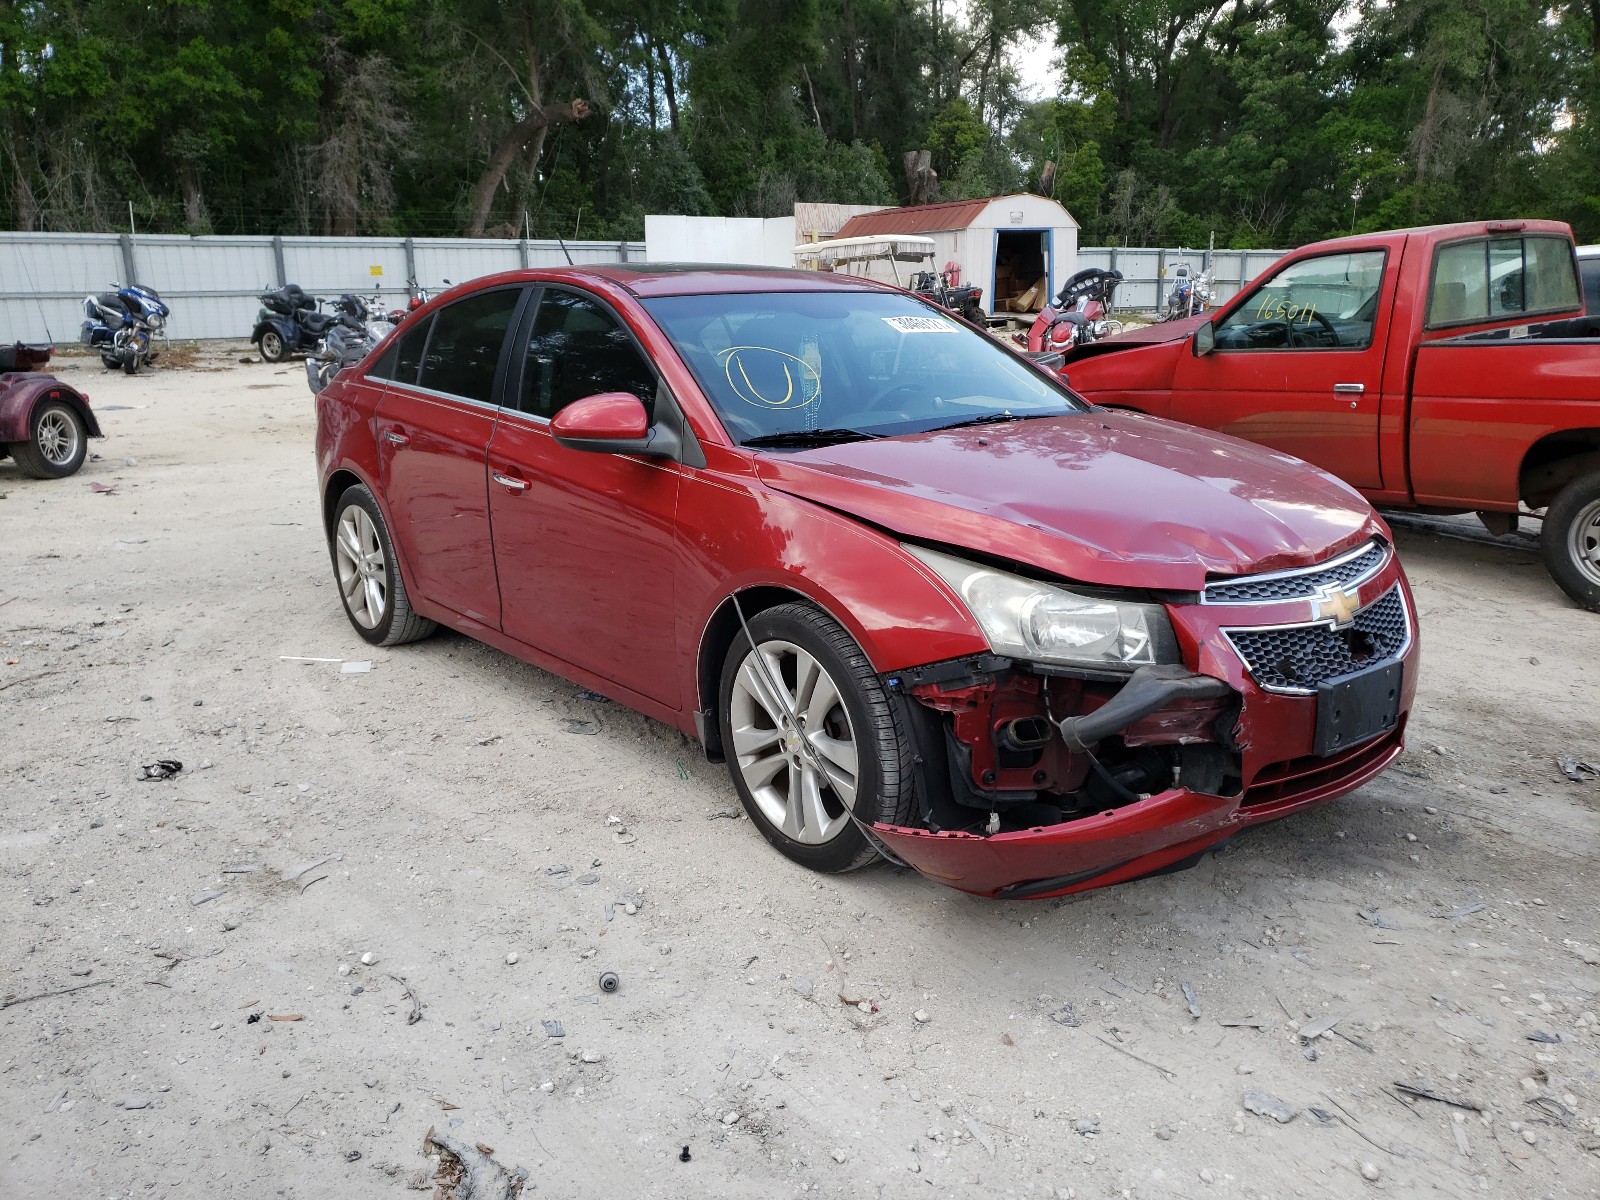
[541,263,903,298]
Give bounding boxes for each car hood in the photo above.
[754,413,1381,591]
[1061,312,1206,363]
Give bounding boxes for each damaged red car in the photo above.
[315,266,1418,900]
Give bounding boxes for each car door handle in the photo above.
[492,471,529,493]
[1332,383,1365,394]
[383,430,409,445]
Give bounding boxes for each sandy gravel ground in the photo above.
[3,349,1599,1200]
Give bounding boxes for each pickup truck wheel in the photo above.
[718,602,914,874]
[1542,469,1600,612]
[8,400,87,479]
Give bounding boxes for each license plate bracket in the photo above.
[1315,661,1402,757]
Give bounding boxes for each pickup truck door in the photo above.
[1168,248,1394,490]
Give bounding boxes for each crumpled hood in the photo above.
[1061,312,1206,364]
[755,412,1382,591]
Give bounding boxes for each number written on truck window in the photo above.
[1213,250,1386,351]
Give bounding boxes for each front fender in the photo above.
[0,374,101,443]
[679,469,988,717]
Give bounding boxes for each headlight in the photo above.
[907,545,1179,669]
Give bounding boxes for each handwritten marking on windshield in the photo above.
[718,346,821,409]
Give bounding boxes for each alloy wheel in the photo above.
[335,506,387,628]
[727,638,859,845]
[35,409,80,467]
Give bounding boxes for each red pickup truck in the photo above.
[1059,220,1600,610]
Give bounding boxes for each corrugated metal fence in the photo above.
[1078,246,1288,313]
[0,232,1283,342]
[0,232,645,343]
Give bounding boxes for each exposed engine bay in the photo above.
[885,655,1243,836]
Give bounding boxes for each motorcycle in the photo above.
[305,295,380,395]
[1016,267,1124,354]
[910,267,986,325]
[252,284,340,362]
[1157,260,1214,322]
[80,282,169,374]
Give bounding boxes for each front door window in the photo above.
[1214,251,1386,351]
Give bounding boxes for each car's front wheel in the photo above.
[329,484,437,646]
[1543,468,1600,612]
[718,601,915,873]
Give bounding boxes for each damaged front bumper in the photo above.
[868,553,1418,900]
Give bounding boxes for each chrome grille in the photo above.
[1204,541,1388,605]
[1225,586,1409,694]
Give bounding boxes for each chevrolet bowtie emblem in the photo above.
[1314,584,1360,627]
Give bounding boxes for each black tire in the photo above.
[717,602,914,874]
[100,353,119,370]
[963,299,985,325]
[8,400,87,479]
[1541,469,1600,612]
[328,484,437,646]
[259,329,287,363]
[122,354,139,375]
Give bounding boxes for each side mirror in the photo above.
[1192,319,1217,358]
[551,392,681,459]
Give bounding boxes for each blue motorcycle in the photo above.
[80,282,170,373]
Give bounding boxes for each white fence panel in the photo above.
[0,233,647,343]
[281,238,411,305]
[411,238,520,289]
[0,232,127,346]
[132,236,278,339]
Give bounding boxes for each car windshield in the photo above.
[641,290,1084,446]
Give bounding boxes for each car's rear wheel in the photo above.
[718,602,914,873]
[8,400,87,479]
[329,484,437,646]
[1542,469,1600,612]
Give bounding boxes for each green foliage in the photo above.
[0,0,1593,243]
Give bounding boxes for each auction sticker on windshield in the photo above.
[882,315,957,333]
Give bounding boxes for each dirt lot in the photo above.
[3,349,1599,1199]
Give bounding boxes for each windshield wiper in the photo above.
[741,427,883,448]
[929,411,1051,432]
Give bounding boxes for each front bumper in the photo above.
[869,547,1418,900]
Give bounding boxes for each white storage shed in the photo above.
[828,194,1079,317]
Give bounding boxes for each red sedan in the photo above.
[314,266,1418,900]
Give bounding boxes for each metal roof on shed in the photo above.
[834,199,992,238]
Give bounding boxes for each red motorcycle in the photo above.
[1016,268,1124,354]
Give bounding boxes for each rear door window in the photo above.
[371,315,432,385]
[418,288,522,403]
[1427,236,1580,327]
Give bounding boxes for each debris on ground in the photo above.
[542,1020,565,1038]
[1357,908,1401,930]
[1298,1011,1351,1040]
[387,973,423,1025]
[1436,901,1487,919]
[137,759,183,781]
[1181,980,1201,1017]
[1048,1003,1083,1028]
[423,1126,526,1200]
[1393,1081,1482,1111]
[1242,1091,1298,1123]
[1557,755,1599,782]
[562,719,597,735]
